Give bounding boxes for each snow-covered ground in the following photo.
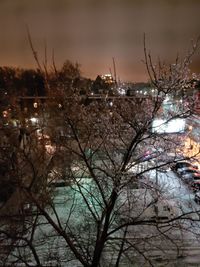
[4,166,200,266]
[147,169,199,210]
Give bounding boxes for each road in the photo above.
[148,168,200,213]
[3,165,200,266]
[129,167,200,266]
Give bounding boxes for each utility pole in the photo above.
[112,57,117,88]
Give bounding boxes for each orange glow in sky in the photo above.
[0,0,199,82]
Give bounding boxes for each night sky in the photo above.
[0,0,199,82]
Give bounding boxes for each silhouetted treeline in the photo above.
[0,60,95,99]
[0,67,45,97]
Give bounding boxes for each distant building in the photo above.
[126,82,151,96]
[91,75,115,95]
[101,74,115,85]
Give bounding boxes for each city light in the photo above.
[152,118,186,134]
[118,87,126,95]
[30,117,38,124]
[33,102,38,108]
[2,110,8,117]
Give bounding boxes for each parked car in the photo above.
[191,180,200,192]
[181,172,200,183]
[179,168,200,177]
[194,191,200,204]
[184,168,200,174]
[192,173,200,180]
[177,166,199,174]
[173,161,198,172]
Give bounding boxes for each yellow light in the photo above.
[33,102,38,108]
[3,110,8,117]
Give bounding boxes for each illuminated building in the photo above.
[101,74,115,84]
[184,116,200,163]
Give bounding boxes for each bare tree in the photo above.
[0,38,200,267]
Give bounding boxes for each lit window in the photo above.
[33,102,38,108]
[3,110,8,117]
[30,117,38,124]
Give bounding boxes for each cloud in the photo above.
[0,0,199,81]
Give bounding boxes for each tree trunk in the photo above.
[91,190,118,267]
